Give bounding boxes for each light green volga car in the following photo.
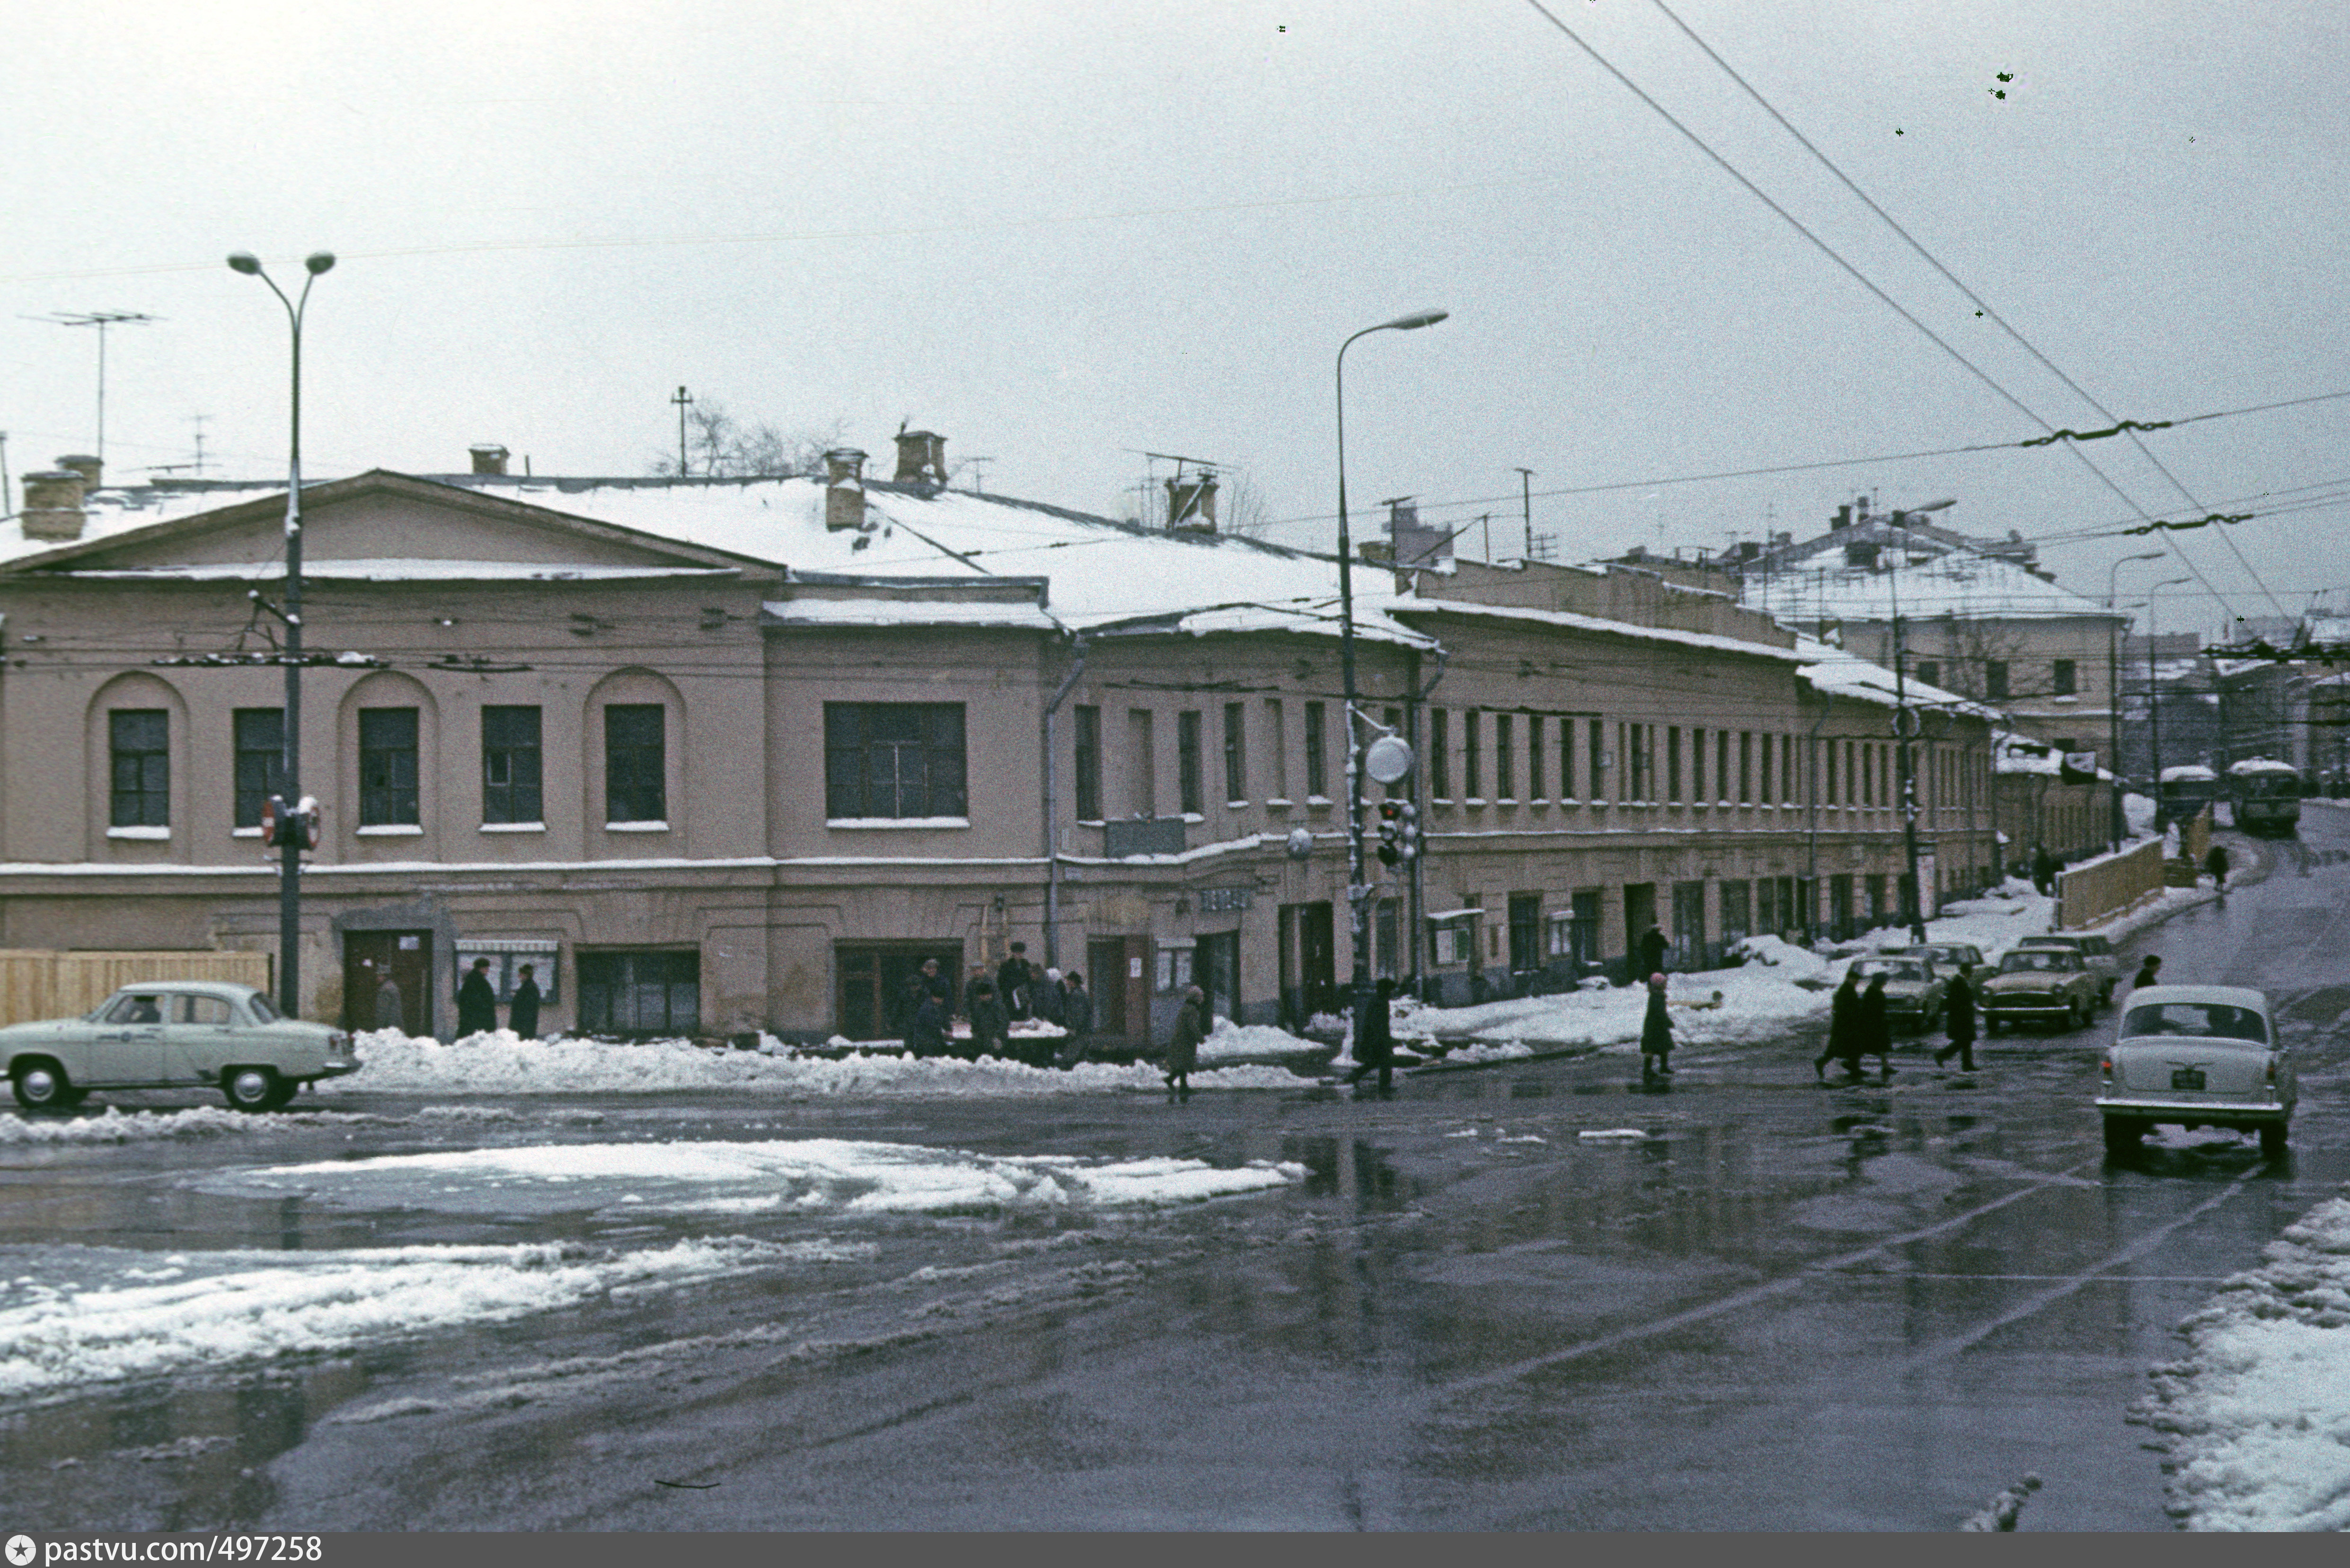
[0,982,359,1112]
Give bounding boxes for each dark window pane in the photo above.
[109,709,169,828]
[604,704,666,823]
[823,702,970,820]
[1074,705,1101,821]
[232,708,284,828]
[481,705,543,824]
[359,708,420,826]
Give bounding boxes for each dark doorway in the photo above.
[835,942,962,1041]
[1508,892,1541,987]
[1623,882,1658,976]
[1672,880,1707,970]
[1087,935,1151,1048]
[1194,930,1239,1023]
[342,929,433,1036]
[1279,900,1336,1027]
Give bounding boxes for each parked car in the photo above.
[2014,933,2121,1006]
[0,982,358,1112]
[1904,942,1985,975]
[2098,985,2292,1157]
[1980,948,2101,1032]
[1849,955,1949,1031]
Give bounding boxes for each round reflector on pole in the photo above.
[1364,735,1415,784]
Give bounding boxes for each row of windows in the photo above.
[1913,658,2076,701]
[1072,699,1336,821]
[107,704,669,832]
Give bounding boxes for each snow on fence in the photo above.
[0,949,272,1028]
[2055,838,2164,930]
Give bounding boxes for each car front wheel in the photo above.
[223,1066,284,1113]
[11,1059,74,1113]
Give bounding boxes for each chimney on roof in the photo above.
[893,429,946,487]
[468,444,510,476]
[1165,473,1218,532]
[1387,497,1450,569]
[55,453,100,492]
[824,447,868,531]
[1733,541,1762,563]
[20,470,87,541]
[1845,541,1881,570]
[1830,503,1852,531]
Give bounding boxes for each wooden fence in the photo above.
[0,950,272,1028]
[2056,838,2166,931]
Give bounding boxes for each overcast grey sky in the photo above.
[7,1,2346,635]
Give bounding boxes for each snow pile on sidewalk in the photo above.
[0,1235,800,1405]
[2137,1191,2350,1531]
[0,1106,372,1145]
[225,1137,1308,1220]
[1197,1018,1327,1064]
[1399,880,2060,1051]
[331,1030,1306,1097]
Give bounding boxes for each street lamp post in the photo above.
[228,250,335,1020]
[2147,576,2194,826]
[1336,309,1447,1043]
[2107,551,2167,846]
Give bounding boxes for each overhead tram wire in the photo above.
[1645,0,2290,624]
[1514,0,2242,621]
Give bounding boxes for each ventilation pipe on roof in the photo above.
[1830,503,1852,531]
[824,448,869,531]
[54,453,100,491]
[19,470,87,541]
[468,444,510,475]
[893,429,946,487]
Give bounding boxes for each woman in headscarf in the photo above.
[1640,973,1674,1086]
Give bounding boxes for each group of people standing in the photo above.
[367,956,539,1040]
[901,948,1097,1067]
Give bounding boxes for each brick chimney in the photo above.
[1165,474,1218,532]
[20,470,88,542]
[468,444,510,475]
[824,448,868,531]
[893,429,946,486]
[55,453,101,492]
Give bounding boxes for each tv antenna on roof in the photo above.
[26,309,159,463]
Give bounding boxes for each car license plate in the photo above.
[2171,1067,2206,1091]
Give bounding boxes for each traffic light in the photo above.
[1376,799,1403,866]
[1396,800,1419,861]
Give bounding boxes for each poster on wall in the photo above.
[452,938,560,1004]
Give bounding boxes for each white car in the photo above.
[2014,933,2121,1007]
[2098,985,2293,1157]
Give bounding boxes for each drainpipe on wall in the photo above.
[1041,633,1090,972]
[1805,693,1835,945]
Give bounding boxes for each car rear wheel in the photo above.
[11,1059,73,1113]
[2259,1122,2289,1159]
[2103,1115,2147,1154]
[223,1066,284,1113]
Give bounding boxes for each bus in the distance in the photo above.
[2228,757,2302,836]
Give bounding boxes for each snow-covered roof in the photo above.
[1744,550,2113,624]
[2227,758,2298,775]
[0,483,283,566]
[761,597,1061,631]
[2161,764,2218,782]
[1791,637,1996,717]
[62,560,739,584]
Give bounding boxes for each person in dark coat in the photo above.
[1164,984,1206,1096]
[1635,924,1670,981]
[904,979,949,1058]
[998,943,1035,1022]
[2204,843,2230,891]
[2032,845,2060,896]
[371,965,406,1033]
[508,962,543,1040]
[456,957,499,1037]
[919,957,953,1008]
[1934,961,1977,1070]
[1033,967,1066,1027]
[1859,971,1893,1080]
[1816,969,1863,1081]
[1640,972,1674,1085]
[967,980,1011,1062]
[2126,953,2162,998]
[1055,971,1094,1068]
[1344,978,1400,1090]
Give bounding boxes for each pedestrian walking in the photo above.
[1635,923,1670,981]
[967,979,1011,1061]
[1055,971,1094,1068]
[2204,842,2231,892]
[1164,983,1205,1096]
[1640,973,1674,1086]
[1816,969,1864,1081]
[1343,978,1400,1090]
[998,942,1036,1021]
[371,964,406,1034]
[1934,961,1978,1070]
[904,978,949,1058]
[2032,845,2060,896]
[1859,970,1893,1080]
[509,962,543,1040]
[457,957,499,1038]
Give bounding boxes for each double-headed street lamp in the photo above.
[1335,308,1447,1039]
[2106,550,2167,845]
[228,249,335,1019]
[2146,576,2195,814]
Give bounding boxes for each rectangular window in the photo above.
[1177,710,1203,815]
[1629,723,1650,801]
[1845,740,1857,806]
[1916,659,1940,688]
[1304,702,1328,798]
[232,707,284,829]
[1526,714,1544,799]
[481,705,543,825]
[1823,739,1837,808]
[358,708,420,827]
[2053,659,2076,696]
[1985,660,2010,701]
[824,702,966,820]
[1074,705,1102,820]
[1691,727,1705,802]
[1785,733,1797,803]
[1495,713,1514,799]
[1465,709,1483,798]
[1559,715,1577,801]
[1589,717,1604,804]
[1222,702,1247,802]
[604,704,668,824]
[1739,732,1753,804]
[1715,730,1729,802]
[1428,708,1449,799]
[1128,709,1156,816]
[576,950,698,1036]
[1667,726,1682,803]
[1263,700,1287,799]
[109,709,168,828]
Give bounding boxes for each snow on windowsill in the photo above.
[826,817,970,830]
[1265,797,1293,808]
[106,826,170,841]
[230,827,262,839]
[1463,797,1487,807]
[1180,812,1204,824]
[480,822,548,834]
[604,821,671,833]
[1305,796,1332,808]
[355,825,424,837]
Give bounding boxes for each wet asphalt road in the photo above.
[2,816,2346,1532]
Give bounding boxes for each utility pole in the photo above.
[31,310,158,463]
[671,386,693,476]
[1891,572,1928,943]
[1514,467,1534,561]
[188,414,211,477]
[1480,512,1492,564]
